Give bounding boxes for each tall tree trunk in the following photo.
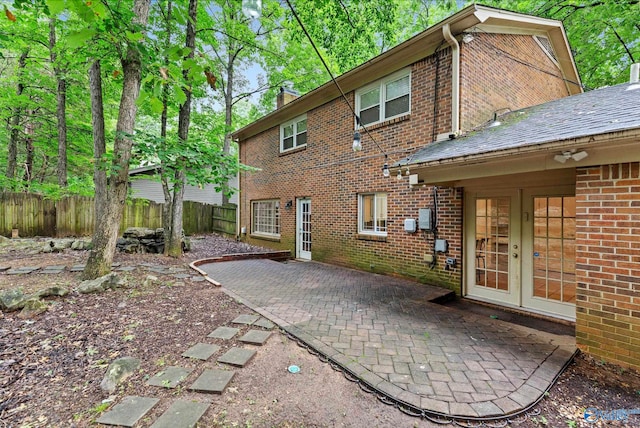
[49,18,67,187]
[23,112,35,182]
[83,0,151,279]
[7,49,29,180]
[166,0,197,257]
[160,0,173,245]
[89,60,107,237]
[221,52,234,205]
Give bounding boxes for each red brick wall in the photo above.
[239,33,573,294]
[575,163,640,370]
[460,33,570,131]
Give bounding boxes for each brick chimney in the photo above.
[277,87,299,109]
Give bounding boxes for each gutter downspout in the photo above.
[442,24,460,136]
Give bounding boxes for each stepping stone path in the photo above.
[1,262,205,282]
[97,314,273,427]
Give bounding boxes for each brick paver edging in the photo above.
[189,251,292,287]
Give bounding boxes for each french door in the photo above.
[465,187,576,320]
[296,198,311,260]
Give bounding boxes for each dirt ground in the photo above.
[1,234,640,428]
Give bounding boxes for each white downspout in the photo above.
[442,23,460,136]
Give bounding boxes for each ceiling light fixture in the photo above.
[554,149,588,164]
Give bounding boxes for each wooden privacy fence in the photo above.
[0,192,235,238]
[212,204,237,236]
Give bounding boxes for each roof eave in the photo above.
[233,4,581,142]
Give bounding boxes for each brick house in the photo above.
[232,4,640,370]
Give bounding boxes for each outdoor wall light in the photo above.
[242,0,262,19]
[353,130,362,151]
[382,156,390,178]
[396,169,403,180]
[554,150,588,163]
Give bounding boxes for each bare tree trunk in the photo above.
[166,0,197,257]
[221,52,234,205]
[160,1,173,245]
[7,50,29,180]
[23,113,35,182]
[49,18,67,187]
[89,60,107,238]
[83,0,151,279]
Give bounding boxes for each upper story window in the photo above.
[358,193,387,235]
[280,115,307,152]
[356,69,411,127]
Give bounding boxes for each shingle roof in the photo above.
[397,82,640,167]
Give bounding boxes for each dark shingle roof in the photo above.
[398,82,640,166]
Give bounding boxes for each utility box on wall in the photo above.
[404,218,417,233]
[418,208,432,231]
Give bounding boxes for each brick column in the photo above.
[575,163,640,369]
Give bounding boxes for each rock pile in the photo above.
[116,227,190,254]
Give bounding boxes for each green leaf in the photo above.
[174,87,187,106]
[149,97,165,114]
[67,28,96,48]
[126,31,144,42]
[45,0,67,16]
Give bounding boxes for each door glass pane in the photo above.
[475,197,509,291]
[532,196,576,303]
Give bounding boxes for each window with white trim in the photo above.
[356,69,410,127]
[251,200,280,237]
[280,115,307,152]
[358,193,387,235]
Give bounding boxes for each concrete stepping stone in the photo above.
[191,276,205,282]
[95,395,159,427]
[208,326,239,340]
[69,264,85,272]
[254,318,275,329]
[189,369,235,394]
[6,267,39,275]
[39,266,65,274]
[182,343,220,360]
[0,266,10,273]
[217,347,256,367]
[150,399,211,428]
[239,330,272,346]
[116,266,136,272]
[111,262,121,267]
[231,314,260,325]
[173,273,192,279]
[147,366,193,388]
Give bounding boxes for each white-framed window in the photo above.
[251,199,280,237]
[356,69,411,127]
[280,115,307,152]
[358,193,387,235]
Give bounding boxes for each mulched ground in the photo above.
[1,234,640,427]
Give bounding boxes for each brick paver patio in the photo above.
[198,258,576,419]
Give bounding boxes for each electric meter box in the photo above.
[418,208,432,231]
[404,219,417,233]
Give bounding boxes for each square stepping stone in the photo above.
[231,314,260,325]
[69,264,85,272]
[39,268,64,274]
[182,343,220,361]
[173,273,192,279]
[147,366,193,388]
[150,399,211,428]
[95,396,159,427]
[191,276,205,282]
[254,318,275,329]
[189,369,235,394]
[0,266,10,273]
[208,326,239,340]
[217,347,256,368]
[7,267,39,275]
[116,266,136,272]
[239,330,272,346]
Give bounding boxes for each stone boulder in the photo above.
[76,273,126,294]
[100,356,141,392]
[0,288,28,311]
[18,298,48,319]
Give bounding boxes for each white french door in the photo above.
[296,198,311,260]
[465,190,521,307]
[465,187,576,320]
